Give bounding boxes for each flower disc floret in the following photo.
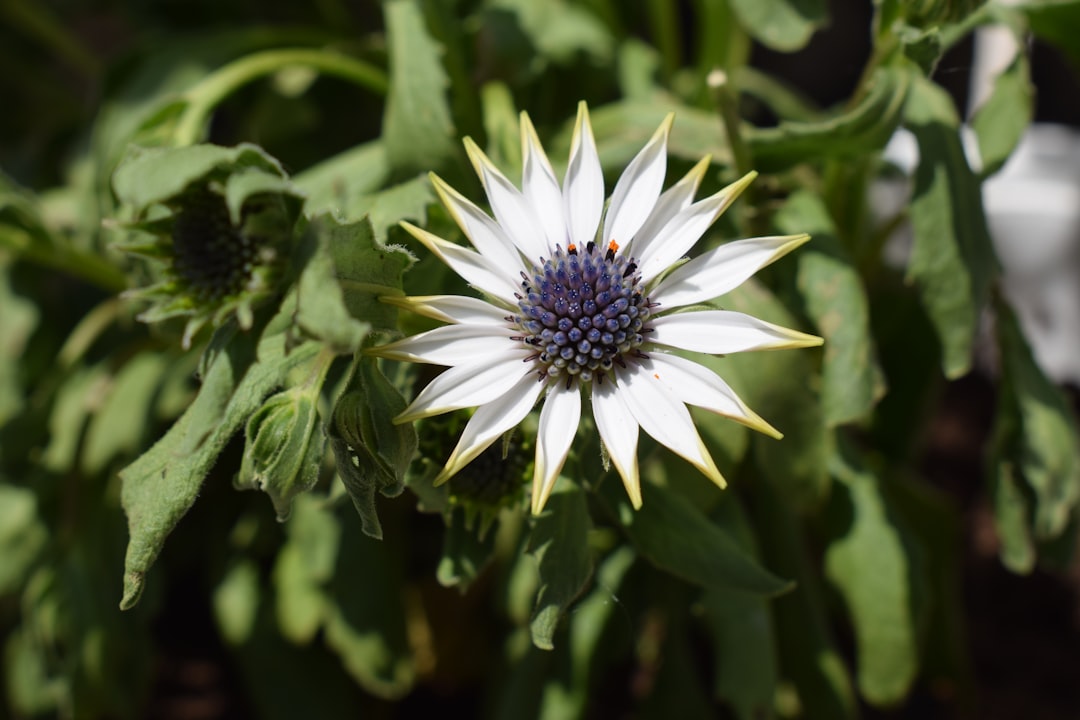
[514,240,651,385]
[171,189,264,303]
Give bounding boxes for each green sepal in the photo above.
[330,357,418,539]
[236,381,326,522]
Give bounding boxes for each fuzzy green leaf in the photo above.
[905,73,997,379]
[615,481,792,596]
[293,140,390,216]
[112,143,288,212]
[382,0,457,176]
[778,191,884,425]
[528,484,594,650]
[119,311,320,609]
[745,67,910,171]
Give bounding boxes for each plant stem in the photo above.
[173,49,389,146]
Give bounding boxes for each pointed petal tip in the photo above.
[740,410,784,440]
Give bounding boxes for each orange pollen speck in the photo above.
[608,239,620,252]
[654,373,660,380]
[567,243,576,252]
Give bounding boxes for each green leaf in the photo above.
[699,496,777,720]
[777,191,885,426]
[971,53,1033,178]
[824,441,920,705]
[613,480,792,596]
[480,82,522,173]
[729,0,827,51]
[0,484,48,594]
[752,477,857,720]
[552,98,733,171]
[273,495,340,643]
[213,559,261,646]
[119,310,321,609]
[905,73,997,378]
[715,279,832,509]
[528,484,594,650]
[898,24,944,75]
[352,177,434,242]
[82,353,171,475]
[1025,0,1080,69]
[489,0,614,65]
[112,143,288,212]
[745,67,911,172]
[41,363,109,473]
[323,506,414,698]
[0,259,38,425]
[991,297,1080,554]
[382,0,458,176]
[293,140,390,216]
[437,507,498,590]
[331,357,418,539]
[322,215,415,331]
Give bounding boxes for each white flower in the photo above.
[374,102,822,514]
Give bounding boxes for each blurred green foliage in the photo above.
[2,0,1080,718]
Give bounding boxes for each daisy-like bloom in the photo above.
[374,102,822,514]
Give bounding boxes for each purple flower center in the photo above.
[513,240,652,385]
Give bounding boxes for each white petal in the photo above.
[369,324,516,366]
[434,373,547,484]
[651,234,811,310]
[637,172,757,284]
[520,112,567,249]
[626,155,710,258]
[464,138,550,261]
[644,353,781,438]
[395,350,535,422]
[531,385,581,514]
[591,379,642,508]
[649,311,824,355]
[563,102,604,249]
[430,173,527,274]
[616,364,725,488]
[381,294,512,325]
[601,113,673,248]
[400,221,519,305]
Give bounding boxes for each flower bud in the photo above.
[237,386,324,521]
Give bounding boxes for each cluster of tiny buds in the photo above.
[511,239,655,387]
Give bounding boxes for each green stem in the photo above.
[0,226,128,293]
[646,0,681,80]
[711,71,754,180]
[173,48,389,146]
